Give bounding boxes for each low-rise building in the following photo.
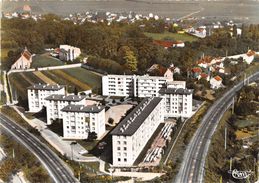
[61,105,106,139]
[210,76,223,89]
[11,47,32,70]
[159,87,193,118]
[28,84,66,112]
[45,94,86,125]
[111,97,164,167]
[59,45,81,61]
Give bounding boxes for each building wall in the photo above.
[102,75,167,98]
[62,109,105,139]
[28,88,65,112]
[63,111,89,139]
[112,99,164,166]
[11,56,31,70]
[162,93,192,118]
[46,99,85,125]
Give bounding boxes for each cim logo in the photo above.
[228,169,253,179]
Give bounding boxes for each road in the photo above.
[175,71,259,183]
[0,113,78,183]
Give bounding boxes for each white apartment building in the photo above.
[102,75,172,97]
[159,87,193,118]
[28,84,65,112]
[45,94,86,125]
[59,45,81,61]
[111,97,164,167]
[61,105,105,139]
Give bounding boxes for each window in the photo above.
[123,147,127,151]
[117,147,120,150]
[118,158,121,162]
[123,153,127,156]
[117,141,120,145]
[124,158,127,162]
[123,141,127,145]
[117,152,121,156]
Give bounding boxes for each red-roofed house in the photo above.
[198,73,210,81]
[11,47,32,70]
[210,75,223,89]
[197,56,213,68]
[192,67,202,79]
[147,64,174,80]
[243,50,256,64]
[153,40,185,49]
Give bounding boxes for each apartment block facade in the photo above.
[111,97,164,166]
[28,84,65,112]
[159,87,193,118]
[61,105,105,139]
[102,75,172,97]
[45,94,86,125]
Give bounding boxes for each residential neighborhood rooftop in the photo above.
[45,94,86,101]
[159,88,193,95]
[28,84,65,91]
[61,104,105,113]
[110,97,163,136]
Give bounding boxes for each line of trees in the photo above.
[2,15,259,76]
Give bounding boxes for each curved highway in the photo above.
[175,72,259,183]
[0,114,78,183]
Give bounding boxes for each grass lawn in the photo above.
[31,53,64,68]
[234,115,259,128]
[235,130,255,140]
[1,48,12,70]
[144,31,198,42]
[77,140,99,151]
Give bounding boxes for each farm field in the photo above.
[144,32,198,42]
[9,72,45,100]
[9,67,102,101]
[31,53,64,68]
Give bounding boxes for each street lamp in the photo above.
[70,141,77,161]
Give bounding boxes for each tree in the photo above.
[232,24,237,38]
[74,87,78,95]
[88,132,97,141]
[124,49,138,72]
[108,118,114,125]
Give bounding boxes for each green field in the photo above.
[8,66,102,100]
[62,68,102,92]
[234,115,259,128]
[9,72,45,99]
[41,68,102,93]
[31,53,64,68]
[144,32,198,42]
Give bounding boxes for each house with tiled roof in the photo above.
[191,67,202,79]
[197,56,213,68]
[243,50,256,64]
[210,75,223,89]
[147,64,174,80]
[198,73,210,81]
[153,40,185,49]
[11,47,32,70]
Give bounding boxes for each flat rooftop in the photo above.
[104,74,167,80]
[28,83,65,91]
[159,88,193,95]
[61,104,104,113]
[45,94,86,101]
[110,97,163,136]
